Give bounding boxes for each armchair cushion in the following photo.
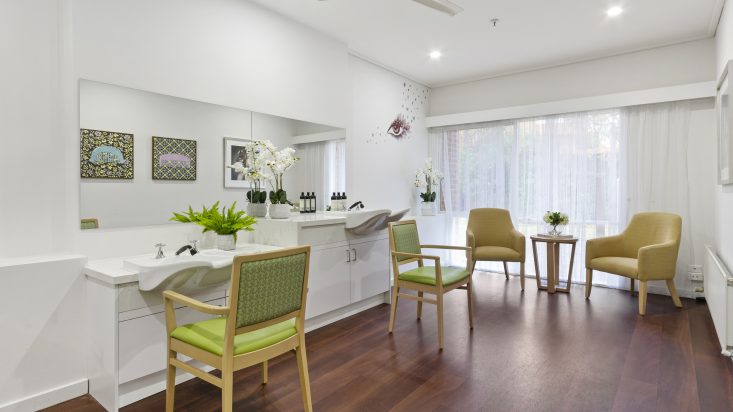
[589,257,638,279]
[399,266,470,286]
[474,246,522,262]
[171,318,296,356]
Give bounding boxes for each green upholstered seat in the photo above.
[171,318,297,356]
[399,266,470,286]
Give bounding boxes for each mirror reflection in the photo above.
[79,79,345,228]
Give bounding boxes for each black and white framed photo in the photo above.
[223,137,251,188]
[718,60,733,185]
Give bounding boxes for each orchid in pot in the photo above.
[414,158,443,216]
[228,141,268,217]
[263,141,299,219]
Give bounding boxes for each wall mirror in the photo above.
[79,79,345,229]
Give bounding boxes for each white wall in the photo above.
[347,56,430,213]
[430,39,716,116]
[0,255,88,411]
[716,2,733,269]
[0,0,64,258]
[79,80,297,228]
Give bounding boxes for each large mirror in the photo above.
[79,80,345,228]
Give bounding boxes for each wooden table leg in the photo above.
[532,240,541,289]
[554,243,560,286]
[546,243,556,293]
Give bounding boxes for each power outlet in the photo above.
[688,271,704,281]
[689,264,702,273]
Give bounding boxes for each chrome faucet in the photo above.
[155,243,166,259]
[175,240,199,256]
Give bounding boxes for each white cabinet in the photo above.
[306,243,352,318]
[350,238,389,302]
[306,236,389,319]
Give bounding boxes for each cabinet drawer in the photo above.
[118,298,225,384]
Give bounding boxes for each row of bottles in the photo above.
[299,192,317,213]
[330,192,348,211]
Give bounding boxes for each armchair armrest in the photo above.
[637,240,679,281]
[163,290,230,315]
[510,229,526,260]
[391,251,441,262]
[585,234,625,267]
[420,244,471,251]
[163,290,229,334]
[466,228,476,250]
[421,244,473,271]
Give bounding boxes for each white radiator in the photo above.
[704,245,733,357]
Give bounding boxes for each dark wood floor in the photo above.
[47,272,733,411]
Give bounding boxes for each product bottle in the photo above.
[305,192,311,213]
[330,192,336,210]
[299,192,305,213]
[342,192,348,210]
[312,192,317,213]
[334,192,341,211]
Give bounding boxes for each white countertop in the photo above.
[84,243,281,286]
[259,212,346,227]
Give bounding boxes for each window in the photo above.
[431,109,624,285]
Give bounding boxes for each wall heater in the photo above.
[705,245,733,358]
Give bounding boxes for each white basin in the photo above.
[324,209,391,229]
[123,245,278,292]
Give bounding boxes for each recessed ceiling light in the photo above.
[429,50,442,59]
[606,6,623,17]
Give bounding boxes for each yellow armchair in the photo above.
[466,208,526,289]
[585,212,682,315]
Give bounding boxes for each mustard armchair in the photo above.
[585,212,682,315]
[466,208,526,290]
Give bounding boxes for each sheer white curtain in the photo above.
[294,139,346,210]
[623,101,695,282]
[431,102,697,288]
[431,110,625,287]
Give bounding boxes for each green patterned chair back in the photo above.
[390,222,421,262]
[234,250,308,329]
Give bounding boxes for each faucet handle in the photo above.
[154,243,166,259]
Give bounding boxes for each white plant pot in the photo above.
[217,234,236,251]
[421,201,437,216]
[246,202,267,217]
[269,203,291,219]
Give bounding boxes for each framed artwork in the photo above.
[152,136,197,181]
[223,137,250,188]
[718,61,733,185]
[80,128,134,179]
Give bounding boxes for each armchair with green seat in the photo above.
[388,220,474,350]
[163,246,313,412]
[585,212,682,315]
[466,208,526,289]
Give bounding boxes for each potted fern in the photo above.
[170,201,256,250]
[414,158,442,216]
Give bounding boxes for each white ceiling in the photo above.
[250,0,725,87]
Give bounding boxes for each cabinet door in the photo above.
[306,244,351,319]
[350,238,389,302]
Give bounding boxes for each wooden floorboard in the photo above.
[44,273,733,411]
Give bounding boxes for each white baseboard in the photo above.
[0,379,87,412]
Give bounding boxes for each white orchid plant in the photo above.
[414,158,443,203]
[261,140,299,204]
[228,141,268,204]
